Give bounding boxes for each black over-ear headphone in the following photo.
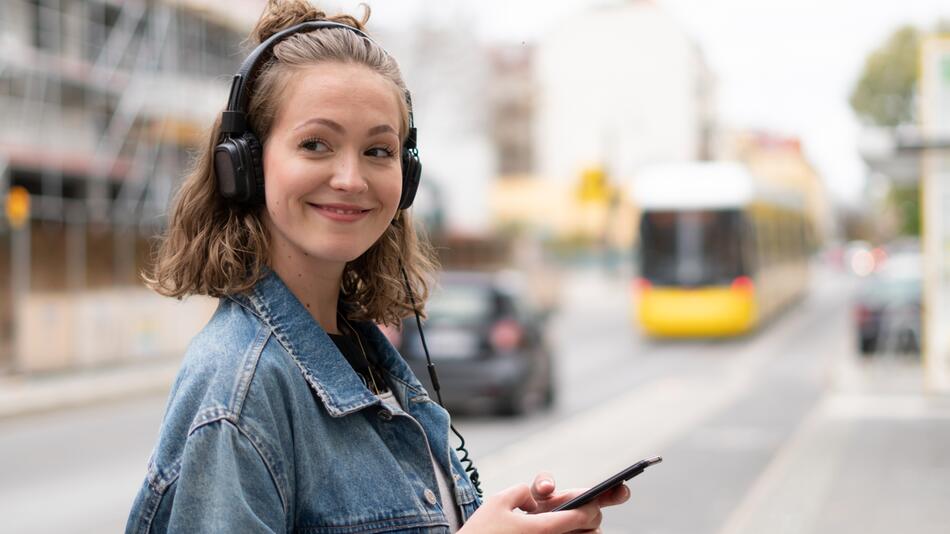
[214,21,422,210]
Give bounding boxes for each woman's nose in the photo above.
[328,152,368,193]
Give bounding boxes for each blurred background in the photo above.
[2,0,950,532]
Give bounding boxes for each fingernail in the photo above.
[540,479,554,491]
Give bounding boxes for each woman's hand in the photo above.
[527,471,630,513]
[458,473,630,533]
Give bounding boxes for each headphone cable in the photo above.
[400,264,483,498]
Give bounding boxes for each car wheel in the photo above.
[541,373,556,409]
[497,389,532,417]
[898,330,921,354]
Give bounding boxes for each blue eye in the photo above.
[300,138,329,152]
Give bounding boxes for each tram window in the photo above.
[639,210,745,286]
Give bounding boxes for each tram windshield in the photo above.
[639,209,746,287]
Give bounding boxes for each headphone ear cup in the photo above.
[242,132,265,205]
[399,151,421,210]
[215,133,265,205]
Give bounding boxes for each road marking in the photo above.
[824,393,950,420]
[717,394,849,534]
[718,391,950,534]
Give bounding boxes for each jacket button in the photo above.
[424,488,438,506]
[377,409,393,421]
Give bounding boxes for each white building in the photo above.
[533,0,716,183]
[376,14,496,233]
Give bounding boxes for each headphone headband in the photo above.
[231,21,372,114]
[215,19,421,209]
[221,21,372,136]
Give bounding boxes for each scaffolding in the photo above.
[0,0,256,371]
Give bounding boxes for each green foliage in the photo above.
[850,26,921,126]
[889,184,920,236]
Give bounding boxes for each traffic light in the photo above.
[577,166,610,204]
[5,186,30,228]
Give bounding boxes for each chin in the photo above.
[303,240,374,263]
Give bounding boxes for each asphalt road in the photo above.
[0,266,867,533]
[457,266,853,533]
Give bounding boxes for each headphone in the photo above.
[213,21,422,211]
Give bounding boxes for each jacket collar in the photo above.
[229,269,427,417]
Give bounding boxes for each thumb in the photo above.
[531,472,557,502]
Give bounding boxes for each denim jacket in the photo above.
[126,270,481,533]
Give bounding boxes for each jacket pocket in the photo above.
[297,513,451,533]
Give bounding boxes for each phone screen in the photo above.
[552,456,663,512]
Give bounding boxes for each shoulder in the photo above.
[171,297,271,418]
[146,297,305,483]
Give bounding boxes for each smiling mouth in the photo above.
[308,203,373,221]
[315,205,370,215]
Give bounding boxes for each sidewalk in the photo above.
[721,354,950,534]
[0,357,181,419]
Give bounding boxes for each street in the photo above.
[1,266,947,533]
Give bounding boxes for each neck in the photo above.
[267,236,346,335]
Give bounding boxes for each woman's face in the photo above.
[262,62,403,269]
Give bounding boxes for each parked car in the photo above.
[395,271,556,416]
[853,252,922,355]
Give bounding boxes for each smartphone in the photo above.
[551,456,663,512]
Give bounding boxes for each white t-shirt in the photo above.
[378,390,463,532]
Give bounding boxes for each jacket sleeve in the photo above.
[165,419,287,533]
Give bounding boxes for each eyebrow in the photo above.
[294,117,397,137]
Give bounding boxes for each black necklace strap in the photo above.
[337,313,388,395]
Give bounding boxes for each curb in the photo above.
[0,358,181,420]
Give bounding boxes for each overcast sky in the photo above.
[327,0,950,205]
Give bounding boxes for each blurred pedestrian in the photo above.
[126,1,628,532]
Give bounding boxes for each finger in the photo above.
[530,502,602,531]
[580,506,603,530]
[497,484,539,513]
[538,487,589,509]
[530,471,557,502]
[595,484,631,507]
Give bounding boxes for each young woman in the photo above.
[126,2,629,532]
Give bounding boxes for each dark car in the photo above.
[854,253,922,355]
[394,271,555,416]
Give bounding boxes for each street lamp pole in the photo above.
[920,36,950,392]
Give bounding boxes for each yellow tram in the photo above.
[632,162,810,337]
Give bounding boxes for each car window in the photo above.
[428,284,492,323]
[861,276,921,304]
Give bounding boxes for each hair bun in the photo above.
[251,0,370,45]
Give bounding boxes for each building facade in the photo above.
[0,0,260,371]
[533,0,716,184]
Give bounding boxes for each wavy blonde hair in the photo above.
[145,0,437,326]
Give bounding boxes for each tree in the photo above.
[849,26,921,127]
[889,185,920,236]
